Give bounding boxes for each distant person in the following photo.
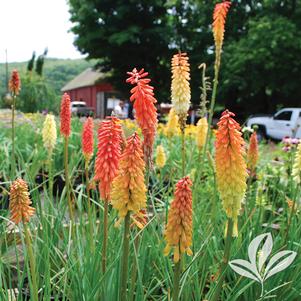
[113,100,127,119]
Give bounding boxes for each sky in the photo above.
[0,0,84,63]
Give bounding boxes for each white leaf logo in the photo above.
[229,232,297,298]
[264,251,297,281]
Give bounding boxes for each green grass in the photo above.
[0,116,300,300]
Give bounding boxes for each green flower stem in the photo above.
[85,161,94,252]
[210,218,233,301]
[64,137,74,223]
[120,212,131,301]
[129,233,140,301]
[172,257,182,301]
[23,222,38,301]
[181,129,185,177]
[285,196,297,243]
[102,200,109,273]
[11,95,16,178]
[48,151,53,202]
[202,50,222,161]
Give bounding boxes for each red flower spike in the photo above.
[82,117,94,163]
[126,68,158,165]
[9,69,21,95]
[94,116,123,201]
[60,93,71,138]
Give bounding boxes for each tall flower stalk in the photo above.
[111,133,146,301]
[155,145,167,169]
[60,93,73,222]
[94,116,122,273]
[42,114,57,199]
[126,68,158,167]
[164,176,193,301]
[9,69,21,177]
[203,1,231,157]
[171,52,191,176]
[286,141,301,239]
[247,131,259,176]
[82,117,94,250]
[9,179,38,301]
[211,110,247,301]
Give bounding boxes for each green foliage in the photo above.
[68,0,301,116]
[0,117,301,300]
[221,14,301,115]
[69,0,173,101]
[17,74,59,113]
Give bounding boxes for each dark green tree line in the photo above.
[68,0,301,117]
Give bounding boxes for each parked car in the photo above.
[71,101,94,117]
[246,108,301,140]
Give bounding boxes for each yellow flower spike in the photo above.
[164,176,193,263]
[215,110,247,237]
[156,145,166,168]
[171,53,191,131]
[165,108,180,138]
[196,117,208,151]
[111,132,147,221]
[292,141,301,183]
[42,114,57,153]
[247,131,259,174]
[9,178,35,224]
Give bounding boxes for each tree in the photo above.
[27,52,36,73]
[68,0,301,117]
[217,0,301,117]
[18,74,59,113]
[35,48,48,76]
[69,0,173,101]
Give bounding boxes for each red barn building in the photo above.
[61,68,122,118]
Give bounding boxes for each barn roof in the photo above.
[61,68,107,91]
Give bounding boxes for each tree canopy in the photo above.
[68,0,301,117]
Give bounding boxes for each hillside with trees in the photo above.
[0,58,94,96]
[0,58,94,113]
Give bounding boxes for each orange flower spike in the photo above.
[126,68,158,164]
[213,1,231,54]
[215,110,247,236]
[164,176,193,263]
[95,116,123,201]
[60,93,71,138]
[247,131,259,173]
[82,117,94,163]
[9,178,35,224]
[111,132,147,220]
[9,69,21,95]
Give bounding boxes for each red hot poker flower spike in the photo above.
[126,68,158,164]
[94,116,123,201]
[9,69,21,95]
[9,178,35,224]
[82,117,94,163]
[215,110,247,236]
[213,1,231,53]
[164,176,193,263]
[60,93,71,138]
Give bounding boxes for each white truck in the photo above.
[246,108,301,140]
[71,101,94,117]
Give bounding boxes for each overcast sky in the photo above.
[0,0,84,63]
